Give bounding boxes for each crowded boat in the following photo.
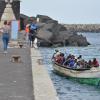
[52,49,99,70]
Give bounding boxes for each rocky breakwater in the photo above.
[36,15,89,47]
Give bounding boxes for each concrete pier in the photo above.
[0,48,34,100]
[31,48,59,100]
[0,38,59,100]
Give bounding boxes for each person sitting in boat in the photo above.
[67,54,72,59]
[77,55,82,62]
[60,53,65,64]
[52,49,61,61]
[76,59,86,69]
[55,53,65,64]
[63,54,72,66]
[76,55,85,68]
[68,58,75,68]
[63,55,75,68]
[77,60,83,69]
[82,60,89,68]
[73,59,77,68]
[87,60,92,68]
[92,58,99,67]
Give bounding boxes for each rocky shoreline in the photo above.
[20,14,91,47]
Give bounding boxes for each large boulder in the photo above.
[20,14,89,47]
[37,24,89,47]
[65,34,90,46]
[36,21,89,47]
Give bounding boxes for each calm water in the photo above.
[39,33,100,100]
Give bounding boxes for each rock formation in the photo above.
[20,14,90,47]
[36,15,89,47]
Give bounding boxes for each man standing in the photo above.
[29,20,38,48]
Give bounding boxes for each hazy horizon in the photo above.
[20,0,100,24]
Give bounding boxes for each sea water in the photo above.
[39,32,100,100]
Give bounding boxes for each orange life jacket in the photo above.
[25,27,29,33]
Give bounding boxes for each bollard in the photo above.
[10,55,21,63]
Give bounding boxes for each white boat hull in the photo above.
[53,63,100,78]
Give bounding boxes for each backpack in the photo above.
[30,23,37,30]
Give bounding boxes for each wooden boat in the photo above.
[52,62,100,86]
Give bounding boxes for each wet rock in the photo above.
[66,34,90,46]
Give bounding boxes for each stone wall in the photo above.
[64,24,100,33]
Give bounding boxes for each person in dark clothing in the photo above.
[29,21,38,47]
[87,60,92,68]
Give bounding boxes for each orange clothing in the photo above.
[25,27,29,33]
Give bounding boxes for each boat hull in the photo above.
[53,62,100,86]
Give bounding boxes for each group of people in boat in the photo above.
[52,49,99,69]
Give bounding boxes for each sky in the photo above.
[20,0,100,24]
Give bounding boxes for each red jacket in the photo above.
[92,60,99,67]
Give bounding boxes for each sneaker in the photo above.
[4,51,8,54]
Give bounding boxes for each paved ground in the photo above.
[0,47,34,100]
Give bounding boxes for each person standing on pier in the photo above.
[29,20,38,48]
[2,21,11,53]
